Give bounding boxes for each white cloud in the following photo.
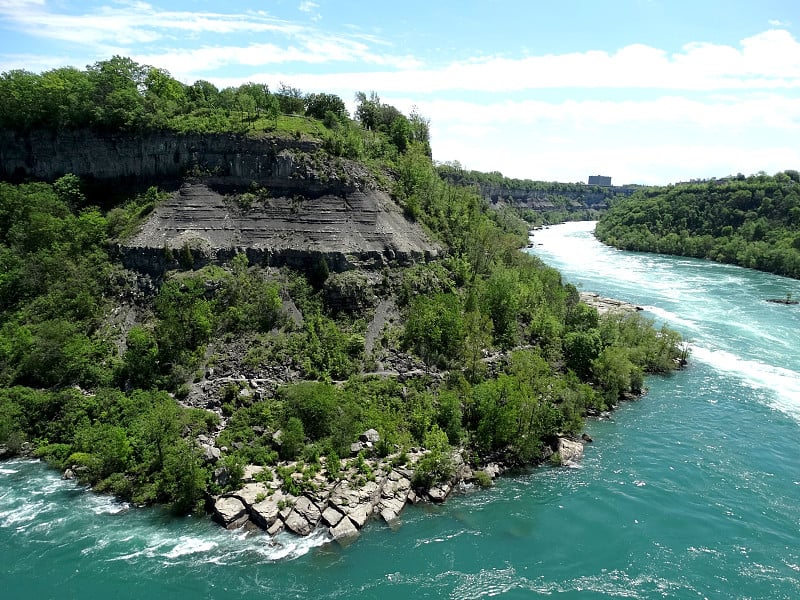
[299,1,319,13]
[411,93,800,184]
[239,29,800,93]
[769,19,791,27]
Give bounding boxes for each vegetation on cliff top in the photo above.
[596,172,800,279]
[0,56,430,164]
[0,57,685,514]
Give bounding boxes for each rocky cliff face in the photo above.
[1,129,326,188]
[119,180,439,274]
[478,183,616,211]
[1,129,440,273]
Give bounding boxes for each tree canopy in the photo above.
[596,172,800,279]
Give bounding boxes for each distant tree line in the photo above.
[596,171,800,279]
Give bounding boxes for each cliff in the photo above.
[437,169,637,213]
[119,180,439,274]
[1,129,441,273]
[1,129,321,187]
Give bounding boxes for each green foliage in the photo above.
[279,381,338,441]
[403,292,464,368]
[412,425,454,490]
[305,92,348,121]
[596,172,800,279]
[279,417,305,461]
[473,470,493,488]
[0,59,688,517]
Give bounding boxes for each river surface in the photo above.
[2,221,799,599]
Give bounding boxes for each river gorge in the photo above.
[2,221,799,599]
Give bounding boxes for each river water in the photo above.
[2,221,799,599]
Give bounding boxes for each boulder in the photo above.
[321,506,344,527]
[359,429,380,444]
[213,496,249,529]
[557,437,584,465]
[346,503,373,529]
[330,517,359,545]
[202,445,221,462]
[428,483,451,502]
[242,465,265,482]
[62,468,76,480]
[250,490,295,529]
[380,507,401,527]
[378,495,406,519]
[233,482,269,506]
[483,463,502,479]
[284,509,314,536]
[293,496,321,527]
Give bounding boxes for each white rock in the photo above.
[213,496,248,528]
[284,509,313,536]
[557,437,584,465]
[321,506,344,527]
[347,503,373,529]
[330,517,359,545]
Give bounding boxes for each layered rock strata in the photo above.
[119,181,438,274]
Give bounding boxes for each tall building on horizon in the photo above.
[588,175,612,186]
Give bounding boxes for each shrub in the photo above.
[473,470,493,489]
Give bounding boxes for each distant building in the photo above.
[588,175,612,186]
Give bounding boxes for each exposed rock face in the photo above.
[556,437,585,466]
[580,292,642,315]
[119,181,438,275]
[0,129,441,274]
[1,130,321,186]
[437,173,637,213]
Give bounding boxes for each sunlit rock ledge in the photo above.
[206,433,586,546]
[579,292,643,315]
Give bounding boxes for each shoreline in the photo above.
[1,288,671,550]
[204,434,586,545]
[579,292,643,315]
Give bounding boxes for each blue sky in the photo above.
[1,0,798,184]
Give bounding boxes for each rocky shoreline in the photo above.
[205,431,586,546]
[579,292,643,315]
[5,290,643,550]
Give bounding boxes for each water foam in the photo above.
[163,536,219,559]
[641,305,700,333]
[690,345,800,420]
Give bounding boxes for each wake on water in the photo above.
[0,461,330,566]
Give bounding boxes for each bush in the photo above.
[473,470,493,489]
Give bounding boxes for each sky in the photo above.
[1,0,799,185]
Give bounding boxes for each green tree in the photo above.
[280,416,305,460]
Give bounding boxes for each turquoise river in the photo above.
[2,221,799,599]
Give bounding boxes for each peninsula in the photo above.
[0,58,686,545]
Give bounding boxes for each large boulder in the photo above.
[213,496,249,529]
[321,506,344,527]
[284,509,314,536]
[250,490,295,529]
[232,482,269,506]
[347,503,373,529]
[556,437,584,465]
[359,429,380,444]
[329,516,359,545]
